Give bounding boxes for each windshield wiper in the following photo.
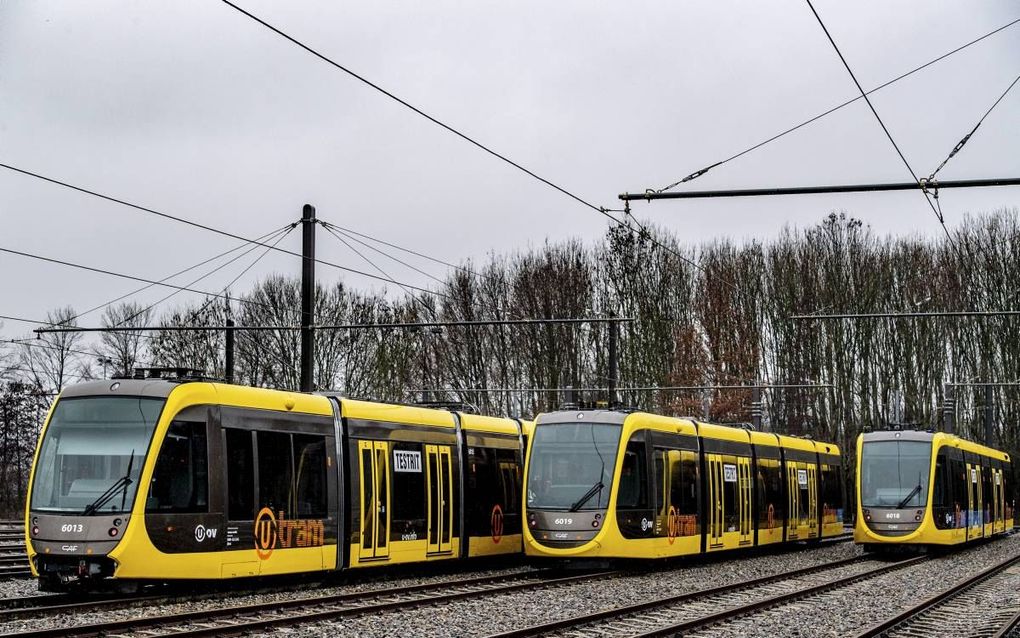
[83,450,135,516]
[569,481,604,512]
[896,483,922,509]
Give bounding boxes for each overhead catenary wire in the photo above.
[4,337,153,367]
[789,310,1020,321]
[216,1,737,293]
[416,383,833,394]
[218,1,608,220]
[320,223,450,308]
[0,246,279,313]
[120,222,299,328]
[79,222,295,327]
[926,72,1020,183]
[320,222,499,285]
[803,0,955,248]
[653,17,1020,194]
[33,316,635,334]
[0,162,446,297]
[320,222,449,287]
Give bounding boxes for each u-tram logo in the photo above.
[667,506,679,544]
[491,504,504,544]
[255,507,278,559]
[254,507,326,560]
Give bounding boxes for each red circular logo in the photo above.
[491,504,504,544]
[254,507,277,559]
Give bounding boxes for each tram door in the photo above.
[738,457,752,545]
[358,440,391,560]
[707,455,724,548]
[966,462,982,538]
[994,468,1004,533]
[787,464,800,539]
[807,466,818,537]
[426,445,454,554]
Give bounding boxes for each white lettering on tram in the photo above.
[393,450,422,472]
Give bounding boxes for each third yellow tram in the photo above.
[855,429,1014,549]
[523,409,845,560]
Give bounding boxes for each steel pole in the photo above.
[943,383,955,435]
[225,318,235,384]
[985,384,994,446]
[300,204,316,392]
[608,320,619,408]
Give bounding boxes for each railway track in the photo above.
[854,551,1020,638]
[484,555,926,637]
[0,565,31,579]
[0,568,614,637]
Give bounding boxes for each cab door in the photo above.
[738,457,752,546]
[358,440,390,561]
[426,445,454,555]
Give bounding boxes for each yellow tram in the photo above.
[523,409,844,560]
[25,372,529,590]
[855,429,1014,548]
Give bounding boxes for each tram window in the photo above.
[722,459,737,532]
[798,466,810,520]
[932,451,953,530]
[758,459,782,528]
[982,461,993,523]
[820,465,842,523]
[392,443,425,525]
[293,434,327,519]
[496,448,521,515]
[146,421,208,513]
[668,451,683,508]
[225,428,255,520]
[258,431,294,516]
[616,441,647,509]
[653,452,665,515]
[679,452,699,517]
[951,457,967,519]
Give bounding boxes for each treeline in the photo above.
[2,208,1018,515]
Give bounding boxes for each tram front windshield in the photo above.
[30,396,164,514]
[860,440,932,508]
[526,422,621,511]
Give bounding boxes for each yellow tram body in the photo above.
[855,429,1014,548]
[25,376,529,590]
[523,409,845,560]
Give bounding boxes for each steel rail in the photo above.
[483,554,888,638]
[853,551,1020,638]
[992,609,1020,638]
[632,556,927,637]
[0,569,614,638]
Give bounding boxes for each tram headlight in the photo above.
[31,526,39,536]
[915,510,923,522]
[528,513,537,528]
[108,527,119,537]
[863,508,871,521]
[592,519,599,528]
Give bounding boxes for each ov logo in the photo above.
[254,507,278,559]
[194,524,217,542]
[491,504,504,544]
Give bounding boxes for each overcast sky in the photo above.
[1,1,1018,343]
